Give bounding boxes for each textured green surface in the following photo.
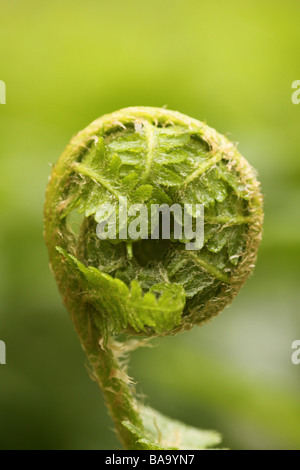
[49,107,262,339]
[44,107,262,449]
[122,406,222,450]
[58,246,186,338]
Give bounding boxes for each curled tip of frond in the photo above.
[44,107,263,339]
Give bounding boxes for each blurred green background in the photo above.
[0,0,299,450]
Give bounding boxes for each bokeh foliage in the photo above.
[0,0,299,449]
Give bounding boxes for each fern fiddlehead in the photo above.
[44,107,263,449]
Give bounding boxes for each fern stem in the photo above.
[44,157,143,449]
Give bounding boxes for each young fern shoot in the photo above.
[44,107,263,450]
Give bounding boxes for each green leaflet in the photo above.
[122,405,222,450]
[166,252,217,298]
[151,165,184,186]
[131,184,153,203]
[216,161,250,199]
[56,247,186,339]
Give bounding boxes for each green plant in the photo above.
[44,107,263,449]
